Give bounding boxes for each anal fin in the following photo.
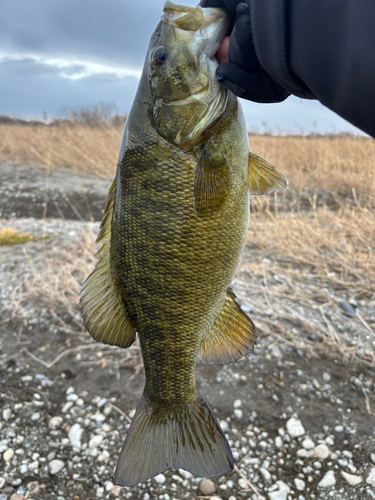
[200,289,257,364]
[248,152,288,195]
[80,178,136,348]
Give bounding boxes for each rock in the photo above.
[3,448,14,462]
[260,468,272,484]
[275,436,283,448]
[371,453,375,464]
[268,480,290,500]
[89,434,104,448]
[28,460,39,471]
[0,478,4,489]
[234,409,243,419]
[49,459,65,475]
[334,425,344,432]
[322,372,331,382]
[199,478,216,495]
[3,488,14,497]
[48,416,63,430]
[68,423,83,448]
[26,481,39,491]
[294,478,305,491]
[30,412,41,421]
[366,467,375,487]
[2,408,12,421]
[61,402,73,414]
[318,470,336,488]
[111,485,121,497]
[340,471,362,486]
[105,481,114,492]
[238,478,248,489]
[97,450,110,463]
[302,438,315,450]
[297,444,330,460]
[286,418,305,438]
[233,399,242,408]
[10,495,24,500]
[220,420,229,432]
[339,301,356,317]
[154,474,166,484]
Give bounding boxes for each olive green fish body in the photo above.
[112,81,249,408]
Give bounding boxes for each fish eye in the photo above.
[152,46,168,67]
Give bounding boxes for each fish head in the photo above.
[147,1,230,146]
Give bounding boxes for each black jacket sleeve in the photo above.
[249,0,375,137]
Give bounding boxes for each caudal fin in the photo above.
[114,393,233,486]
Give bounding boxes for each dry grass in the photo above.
[0,227,35,246]
[1,122,374,198]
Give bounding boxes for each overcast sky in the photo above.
[0,0,364,134]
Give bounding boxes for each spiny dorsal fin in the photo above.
[194,146,231,216]
[200,289,257,364]
[248,152,288,195]
[80,178,136,348]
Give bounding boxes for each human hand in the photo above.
[200,0,290,103]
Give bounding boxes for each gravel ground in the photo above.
[1,164,375,500]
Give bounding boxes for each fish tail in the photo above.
[114,393,234,486]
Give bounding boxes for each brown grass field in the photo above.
[1,122,374,365]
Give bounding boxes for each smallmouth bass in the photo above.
[80,1,287,486]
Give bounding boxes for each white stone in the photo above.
[297,444,330,460]
[366,467,375,487]
[154,474,166,484]
[97,450,110,463]
[334,425,344,432]
[66,386,75,394]
[48,416,63,430]
[105,481,114,492]
[49,459,65,475]
[260,468,271,484]
[89,435,104,449]
[340,471,362,486]
[31,412,41,421]
[0,478,5,489]
[275,436,283,448]
[371,453,375,464]
[322,372,331,382]
[286,418,305,438]
[294,478,305,491]
[220,420,229,432]
[199,478,216,495]
[61,402,73,413]
[68,423,83,448]
[268,480,290,500]
[2,408,12,421]
[3,448,14,462]
[238,478,248,489]
[28,460,39,471]
[318,470,336,488]
[233,399,242,408]
[234,409,243,419]
[302,438,315,450]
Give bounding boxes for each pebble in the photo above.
[10,495,24,500]
[0,478,5,488]
[302,438,315,450]
[322,372,331,382]
[61,402,73,413]
[286,418,305,438]
[97,450,110,463]
[371,453,375,464]
[259,468,271,484]
[334,425,344,432]
[366,468,375,487]
[31,412,41,421]
[294,478,305,491]
[233,409,243,419]
[297,444,330,460]
[154,474,166,484]
[48,416,63,430]
[220,420,229,432]
[275,436,283,448]
[340,471,362,486]
[268,480,290,500]
[233,399,242,408]
[49,459,65,475]
[3,448,14,462]
[339,301,356,317]
[318,470,336,487]
[199,478,216,495]
[68,423,83,448]
[238,478,248,489]
[89,434,104,448]
[2,408,12,421]
[105,481,114,492]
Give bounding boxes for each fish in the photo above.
[80,0,287,487]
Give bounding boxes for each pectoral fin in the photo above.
[248,152,288,195]
[194,145,231,215]
[80,178,136,348]
[200,289,257,364]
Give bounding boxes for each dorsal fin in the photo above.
[200,289,257,364]
[80,178,136,348]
